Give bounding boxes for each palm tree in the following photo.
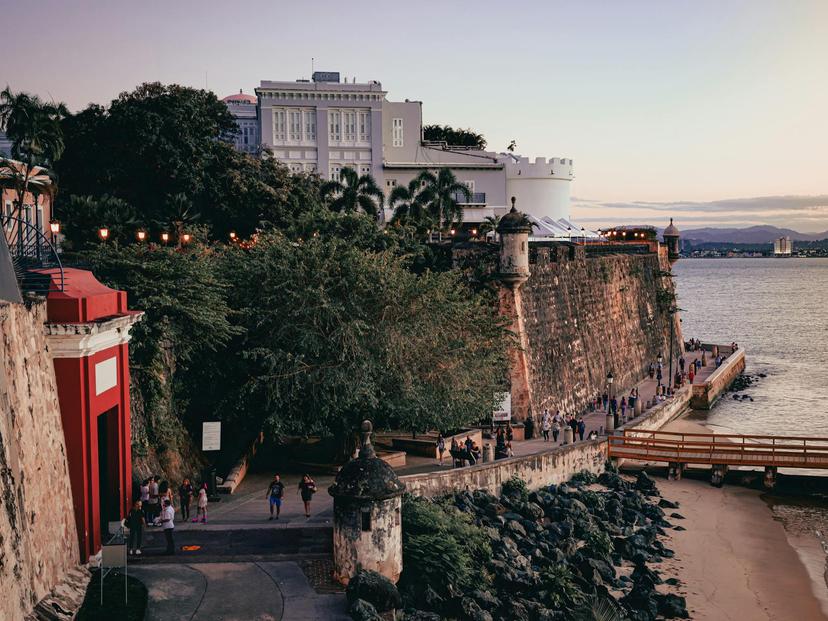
[320,167,384,218]
[419,168,471,231]
[0,88,68,218]
[389,173,435,233]
[479,215,501,241]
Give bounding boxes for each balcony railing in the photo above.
[1,214,65,293]
[451,191,487,205]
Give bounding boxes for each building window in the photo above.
[359,165,371,176]
[464,180,475,193]
[289,163,303,173]
[359,112,371,142]
[305,163,317,173]
[289,110,302,142]
[329,111,341,142]
[273,109,286,141]
[330,164,342,180]
[36,203,43,233]
[345,111,356,142]
[304,111,316,140]
[386,179,397,189]
[392,118,404,147]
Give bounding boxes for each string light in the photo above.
[136,230,147,242]
[161,232,170,244]
[229,231,237,241]
[181,233,191,244]
[98,227,109,241]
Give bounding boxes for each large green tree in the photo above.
[419,168,471,230]
[57,82,325,242]
[219,231,509,453]
[389,173,435,234]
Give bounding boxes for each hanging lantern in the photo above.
[136,230,147,242]
[98,227,109,241]
[49,220,61,235]
[181,233,191,244]
[161,232,170,244]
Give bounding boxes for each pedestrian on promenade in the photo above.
[569,415,578,438]
[139,479,150,521]
[505,422,514,443]
[147,476,160,523]
[689,366,695,384]
[541,410,552,442]
[656,368,663,387]
[127,499,145,556]
[620,396,627,421]
[577,417,586,441]
[679,356,686,372]
[437,434,446,464]
[602,392,609,409]
[552,418,561,443]
[160,499,175,555]
[178,478,193,522]
[298,474,317,519]
[648,362,655,379]
[195,484,208,523]
[266,474,285,520]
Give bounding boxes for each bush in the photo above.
[501,475,529,502]
[401,496,491,601]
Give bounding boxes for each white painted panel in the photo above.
[95,357,118,395]
[202,422,222,451]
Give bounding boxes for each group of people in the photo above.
[265,473,318,520]
[126,475,210,556]
[438,434,485,466]
[539,410,588,443]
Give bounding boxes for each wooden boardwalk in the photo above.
[609,429,828,470]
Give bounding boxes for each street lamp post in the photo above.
[667,306,676,396]
[605,371,615,434]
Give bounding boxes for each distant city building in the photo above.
[773,236,793,256]
[222,91,260,154]
[224,71,578,226]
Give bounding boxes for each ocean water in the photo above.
[673,257,828,437]
[674,257,828,608]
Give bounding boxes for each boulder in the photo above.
[658,498,679,509]
[346,570,402,612]
[635,471,659,496]
[656,593,690,618]
[349,598,383,621]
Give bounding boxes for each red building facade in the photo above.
[40,268,142,560]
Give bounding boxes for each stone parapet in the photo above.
[690,349,746,410]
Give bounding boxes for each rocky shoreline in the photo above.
[348,467,689,620]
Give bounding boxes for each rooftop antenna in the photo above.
[311,57,315,76]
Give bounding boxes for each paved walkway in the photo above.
[131,561,348,621]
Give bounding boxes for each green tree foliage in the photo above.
[320,167,384,218]
[423,124,487,149]
[218,231,509,446]
[389,173,436,234]
[62,194,138,249]
[56,82,325,242]
[418,168,471,230]
[400,495,492,599]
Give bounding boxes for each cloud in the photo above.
[571,195,828,233]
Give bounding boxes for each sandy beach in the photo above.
[630,418,828,621]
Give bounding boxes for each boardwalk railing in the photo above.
[608,429,828,469]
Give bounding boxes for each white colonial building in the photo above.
[223,71,583,232]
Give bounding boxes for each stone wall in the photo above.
[0,300,81,621]
[400,440,607,498]
[691,350,746,409]
[507,245,681,421]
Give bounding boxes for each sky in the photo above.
[2,0,828,231]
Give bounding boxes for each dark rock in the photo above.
[670,512,685,520]
[656,593,690,618]
[459,596,493,621]
[346,569,402,612]
[673,525,686,531]
[471,589,500,611]
[658,498,679,509]
[349,598,382,621]
[665,577,681,586]
[636,471,659,496]
[403,610,442,621]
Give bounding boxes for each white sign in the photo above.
[202,422,221,451]
[492,391,512,421]
[95,357,118,395]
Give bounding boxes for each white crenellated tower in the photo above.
[500,155,574,222]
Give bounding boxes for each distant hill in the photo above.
[679,225,828,244]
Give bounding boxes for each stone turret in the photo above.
[328,420,406,585]
[497,197,533,288]
[662,218,680,264]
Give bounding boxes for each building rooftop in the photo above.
[222,91,257,104]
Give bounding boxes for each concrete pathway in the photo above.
[131,561,348,621]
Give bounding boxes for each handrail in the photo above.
[622,429,828,443]
[1,214,64,293]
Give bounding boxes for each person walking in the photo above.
[178,478,194,522]
[656,367,663,387]
[160,499,175,555]
[437,434,446,464]
[620,397,627,422]
[648,362,655,379]
[298,474,317,518]
[139,479,150,521]
[127,499,145,556]
[147,476,160,523]
[577,417,586,441]
[541,410,552,442]
[266,474,285,520]
[195,484,208,523]
[688,366,695,384]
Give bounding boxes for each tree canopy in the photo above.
[423,124,487,149]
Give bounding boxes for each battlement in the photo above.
[501,155,574,180]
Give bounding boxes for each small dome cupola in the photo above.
[496,197,532,287]
[662,218,681,263]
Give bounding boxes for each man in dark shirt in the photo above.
[127,499,145,555]
[178,478,194,522]
[266,474,285,520]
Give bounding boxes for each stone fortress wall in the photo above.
[508,244,681,422]
[0,300,81,621]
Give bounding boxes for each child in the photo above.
[194,483,208,523]
[127,499,145,555]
